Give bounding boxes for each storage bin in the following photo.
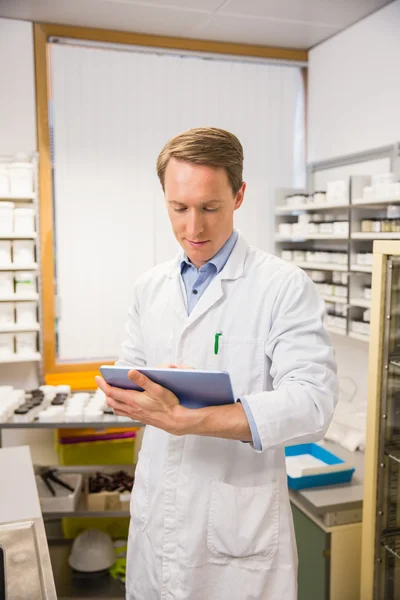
[8,161,33,196]
[12,240,35,264]
[0,241,12,265]
[0,166,9,195]
[0,333,14,357]
[62,516,130,540]
[57,437,136,466]
[285,443,355,490]
[15,332,37,354]
[0,202,14,234]
[0,303,14,326]
[36,473,83,513]
[16,302,37,325]
[14,208,35,234]
[15,271,36,295]
[0,272,13,295]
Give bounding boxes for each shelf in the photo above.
[352,197,400,208]
[0,352,41,363]
[322,295,347,305]
[326,326,347,336]
[0,323,39,333]
[0,232,37,239]
[0,263,38,271]
[349,298,371,308]
[276,202,350,214]
[0,419,144,429]
[276,234,348,242]
[0,193,36,201]
[352,232,400,240]
[43,496,130,519]
[383,536,400,562]
[0,293,39,302]
[348,331,370,342]
[350,264,372,273]
[289,260,348,272]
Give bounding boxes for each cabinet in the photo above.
[361,240,400,599]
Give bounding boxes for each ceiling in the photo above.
[0,0,393,50]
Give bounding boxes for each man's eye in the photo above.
[174,207,187,212]
[204,207,218,212]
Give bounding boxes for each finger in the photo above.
[107,396,142,419]
[128,370,163,394]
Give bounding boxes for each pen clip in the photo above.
[214,332,222,355]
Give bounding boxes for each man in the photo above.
[96,127,337,600]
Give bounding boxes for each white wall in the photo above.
[0,18,37,156]
[308,0,400,162]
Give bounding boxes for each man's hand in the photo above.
[95,370,188,436]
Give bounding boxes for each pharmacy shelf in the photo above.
[326,326,347,337]
[0,263,38,271]
[0,352,41,364]
[276,234,348,242]
[0,419,143,429]
[0,233,37,239]
[352,197,400,207]
[352,232,400,240]
[350,264,372,273]
[42,496,130,519]
[322,295,348,304]
[276,202,350,214]
[349,298,371,309]
[0,193,36,201]
[0,323,39,333]
[289,260,348,272]
[0,293,39,302]
[348,331,370,343]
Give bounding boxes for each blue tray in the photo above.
[285,443,355,490]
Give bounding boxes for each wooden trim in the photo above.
[360,249,387,600]
[35,22,307,62]
[330,524,362,600]
[34,22,307,383]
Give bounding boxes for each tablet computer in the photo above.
[99,366,235,409]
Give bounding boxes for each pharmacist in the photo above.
[96,127,338,600]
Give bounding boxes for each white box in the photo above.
[36,473,83,513]
[0,202,14,234]
[0,333,14,357]
[15,332,37,354]
[15,271,36,295]
[281,250,293,261]
[0,241,12,265]
[14,208,35,234]
[16,302,37,325]
[0,166,9,195]
[333,221,349,236]
[12,240,35,264]
[8,161,33,196]
[0,272,13,295]
[0,302,14,325]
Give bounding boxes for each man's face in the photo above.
[164,158,245,268]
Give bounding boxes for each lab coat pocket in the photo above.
[207,480,279,562]
[130,453,149,531]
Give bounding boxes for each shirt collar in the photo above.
[180,230,239,274]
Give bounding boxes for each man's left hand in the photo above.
[95,370,187,435]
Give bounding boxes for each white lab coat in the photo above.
[117,234,338,600]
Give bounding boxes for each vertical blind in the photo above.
[50,42,304,362]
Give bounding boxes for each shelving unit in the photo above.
[0,353,41,363]
[275,143,400,343]
[0,323,40,333]
[0,293,39,301]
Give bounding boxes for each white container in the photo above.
[363,308,371,323]
[14,208,35,234]
[56,385,71,395]
[12,240,35,265]
[334,285,347,297]
[319,222,334,234]
[0,333,14,357]
[0,202,14,234]
[8,161,33,196]
[364,287,372,300]
[293,250,306,262]
[0,166,9,195]
[0,302,15,326]
[281,250,293,261]
[15,271,36,295]
[16,302,37,325]
[15,332,37,355]
[36,473,82,513]
[333,221,349,236]
[313,192,326,204]
[278,223,293,236]
[0,241,12,265]
[0,272,13,295]
[309,271,326,283]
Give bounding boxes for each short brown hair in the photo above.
[156,127,244,195]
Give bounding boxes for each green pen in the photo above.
[214,332,222,355]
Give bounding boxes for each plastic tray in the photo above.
[36,473,83,512]
[285,443,355,490]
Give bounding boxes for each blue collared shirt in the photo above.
[180,231,262,451]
